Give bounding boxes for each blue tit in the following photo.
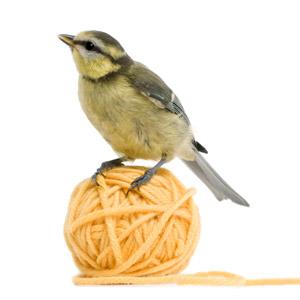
[59,31,249,206]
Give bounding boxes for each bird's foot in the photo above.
[127,169,155,195]
[92,159,125,184]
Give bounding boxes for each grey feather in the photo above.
[126,63,190,124]
[182,152,249,206]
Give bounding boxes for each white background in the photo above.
[0,0,300,299]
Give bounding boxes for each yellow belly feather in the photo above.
[78,75,194,160]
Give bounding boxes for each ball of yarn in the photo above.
[64,166,200,279]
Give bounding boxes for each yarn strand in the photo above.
[64,166,300,286]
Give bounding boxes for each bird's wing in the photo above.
[126,63,190,124]
[125,62,208,154]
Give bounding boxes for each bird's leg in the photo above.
[128,154,167,193]
[92,156,128,183]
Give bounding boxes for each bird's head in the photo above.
[58,31,132,80]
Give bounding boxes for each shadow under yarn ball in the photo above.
[64,166,200,280]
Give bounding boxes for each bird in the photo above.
[58,30,249,207]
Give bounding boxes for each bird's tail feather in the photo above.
[182,152,249,207]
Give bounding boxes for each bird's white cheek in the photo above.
[75,45,101,59]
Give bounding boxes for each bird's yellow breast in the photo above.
[78,74,192,160]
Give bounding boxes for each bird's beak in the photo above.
[58,34,75,47]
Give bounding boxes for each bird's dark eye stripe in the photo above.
[73,40,103,54]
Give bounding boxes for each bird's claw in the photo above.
[91,161,124,185]
[126,170,154,196]
[91,170,102,185]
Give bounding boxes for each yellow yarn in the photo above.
[64,166,300,286]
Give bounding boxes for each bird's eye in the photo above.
[85,41,95,51]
